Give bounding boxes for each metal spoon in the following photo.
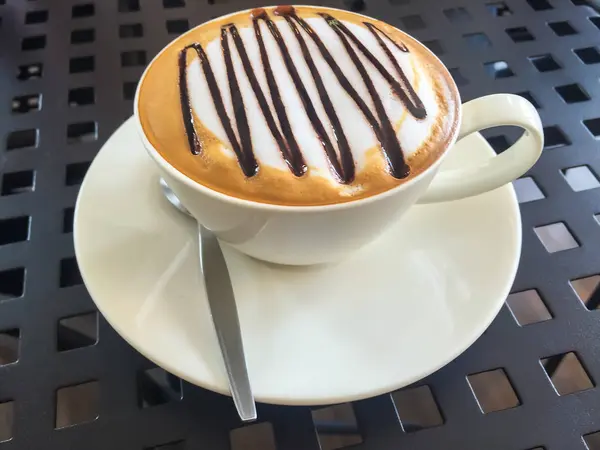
[159,178,257,422]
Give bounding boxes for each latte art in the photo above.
[137,6,459,205]
[179,6,427,183]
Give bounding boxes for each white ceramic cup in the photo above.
[135,14,543,266]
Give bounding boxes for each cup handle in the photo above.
[418,94,543,203]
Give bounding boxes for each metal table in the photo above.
[1,0,600,449]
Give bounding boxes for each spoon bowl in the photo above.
[160,177,191,216]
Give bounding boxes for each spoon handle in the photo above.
[198,224,257,422]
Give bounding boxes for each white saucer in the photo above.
[74,118,521,406]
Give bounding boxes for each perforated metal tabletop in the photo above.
[1,0,600,449]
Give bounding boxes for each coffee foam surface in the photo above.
[137,6,460,205]
[188,17,439,184]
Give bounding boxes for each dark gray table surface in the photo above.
[1,0,600,449]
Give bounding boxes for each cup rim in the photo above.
[134,5,462,213]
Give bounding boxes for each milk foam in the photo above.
[186,16,442,184]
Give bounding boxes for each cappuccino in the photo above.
[137,5,459,206]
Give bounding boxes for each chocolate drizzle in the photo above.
[178,45,201,155]
[321,14,426,120]
[177,6,427,181]
[179,42,258,176]
[265,8,352,182]
[220,27,258,176]
[252,10,307,178]
[280,10,355,182]
[284,10,410,178]
[230,22,306,177]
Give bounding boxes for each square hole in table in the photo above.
[513,177,545,203]
[25,9,48,24]
[67,88,94,109]
[548,21,578,36]
[544,126,570,148]
[541,352,594,395]
[119,0,140,12]
[393,385,444,432]
[58,312,98,351]
[506,27,535,42]
[516,91,541,109]
[513,177,546,203]
[444,7,471,23]
[123,81,138,100]
[343,0,366,13]
[22,34,46,50]
[312,403,362,449]
[529,54,560,72]
[571,275,600,310]
[138,367,182,407]
[71,28,95,44]
[506,290,551,325]
[486,135,511,153]
[584,431,600,450]
[574,47,600,64]
[0,268,25,301]
[583,118,600,138]
[55,381,99,428]
[464,32,492,50]
[0,329,20,365]
[487,2,512,17]
[0,401,13,442]
[68,86,94,107]
[63,207,74,233]
[72,3,94,18]
[119,23,143,38]
[562,166,600,192]
[145,441,185,450]
[166,19,189,34]
[423,40,443,56]
[17,62,43,81]
[121,50,146,67]
[555,83,589,103]
[2,171,35,196]
[0,216,30,246]
[527,0,553,11]
[67,122,97,144]
[590,17,600,31]
[59,257,83,288]
[66,162,91,186]
[534,222,578,253]
[400,14,425,31]
[230,422,276,450]
[6,129,38,150]
[163,0,185,7]
[468,369,520,413]
[449,68,468,86]
[484,60,514,79]
[69,56,94,73]
[12,93,41,114]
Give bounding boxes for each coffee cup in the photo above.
[134,5,543,265]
